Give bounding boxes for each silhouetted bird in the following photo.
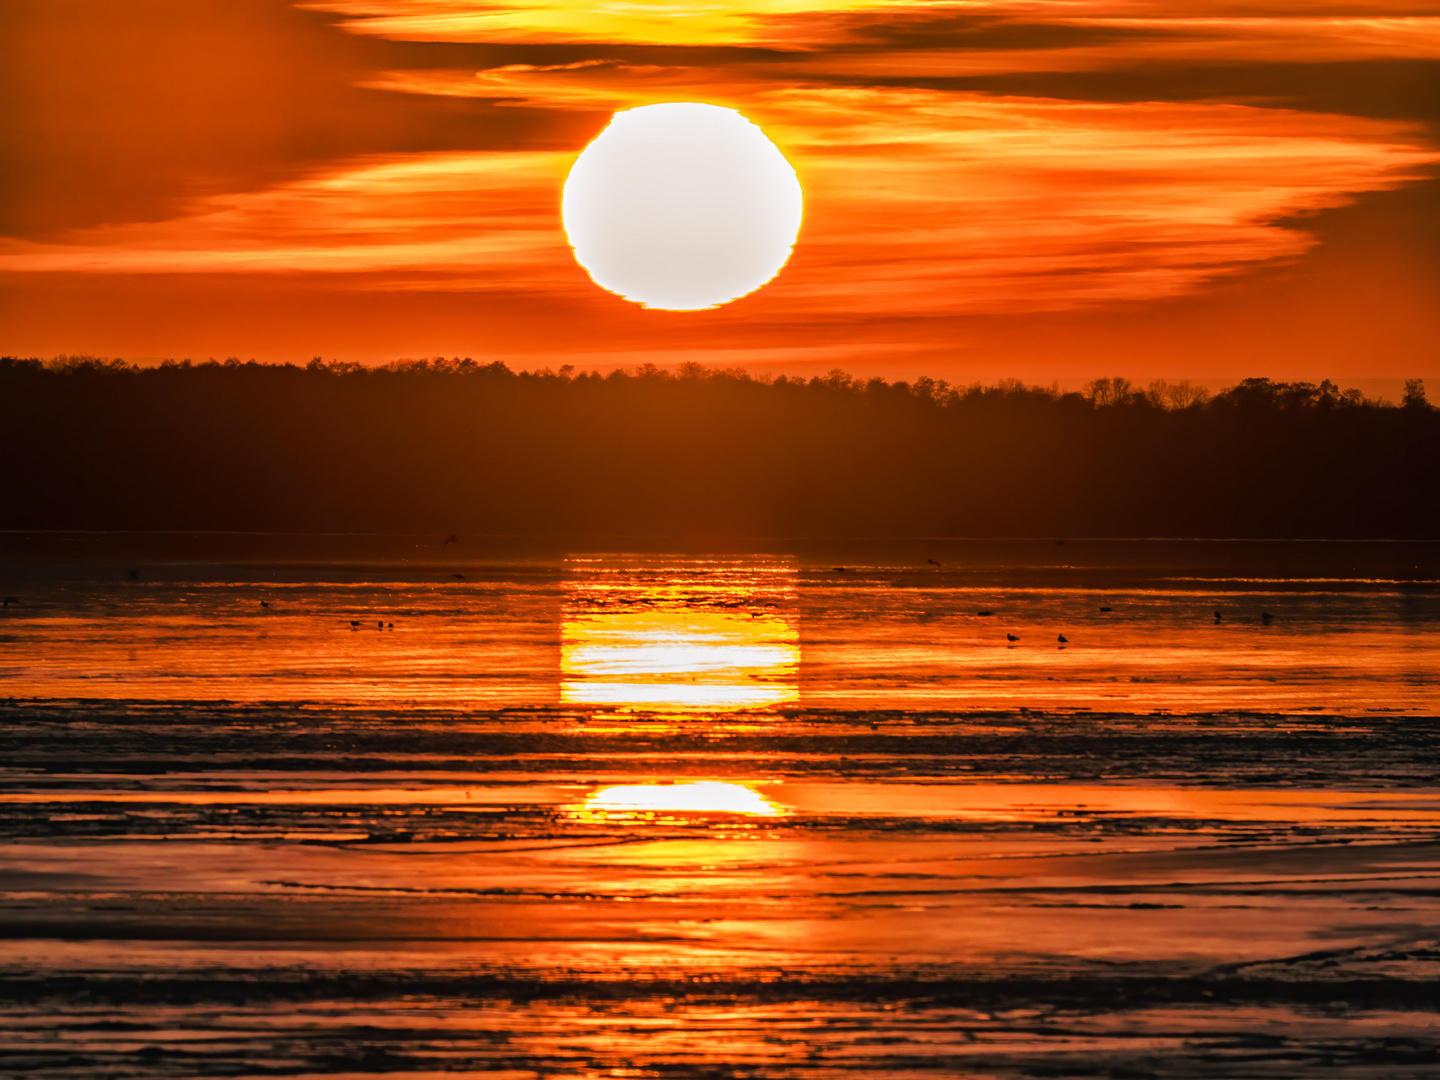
[977,610,994,616]
[1099,606,1112,612]
[1058,634,1068,644]
[1214,610,1223,623]
[387,622,394,629]
[378,621,384,630]
[926,558,942,568]
[2,597,16,608]
[443,534,458,548]
[1262,612,1274,624]
[1006,633,1019,642]
[127,569,140,581]
[452,573,465,579]
[350,620,361,628]
[260,600,269,608]
[833,567,848,573]
[1055,539,1066,546]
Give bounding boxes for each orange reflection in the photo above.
[582,781,781,818]
[560,556,799,710]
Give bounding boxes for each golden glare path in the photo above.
[581,781,782,817]
[560,556,800,710]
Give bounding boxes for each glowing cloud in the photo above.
[2,90,1431,321]
[304,0,898,47]
[7,0,1439,368]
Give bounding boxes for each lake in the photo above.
[2,535,1438,1077]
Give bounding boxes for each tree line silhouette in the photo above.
[2,355,1435,539]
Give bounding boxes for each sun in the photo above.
[562,103,803,311]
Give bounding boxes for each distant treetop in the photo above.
[0,355,1427,413]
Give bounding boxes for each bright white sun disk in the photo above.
[562,103,803,310]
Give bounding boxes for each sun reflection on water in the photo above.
[561,556,799,710]
[575,780,782,823]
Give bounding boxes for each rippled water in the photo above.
[2,537,1439,1077]
[3,544,1437,713]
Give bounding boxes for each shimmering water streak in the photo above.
[796,580,1440,714]
[0,553,1436,713]
[580,780,782,820]
[560,556,799,709]
[4,780,1437,826]
[0,577,564,706]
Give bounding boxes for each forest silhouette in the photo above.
[2,356,1436,540]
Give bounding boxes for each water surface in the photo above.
[2,537,1438,1077]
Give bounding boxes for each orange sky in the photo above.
[2,0,1437,381]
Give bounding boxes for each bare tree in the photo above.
[1145,379,1209,410]
[1085,376,1134,407]
[1169,379,1209,409]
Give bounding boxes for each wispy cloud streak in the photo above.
[5,80,1431,317]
